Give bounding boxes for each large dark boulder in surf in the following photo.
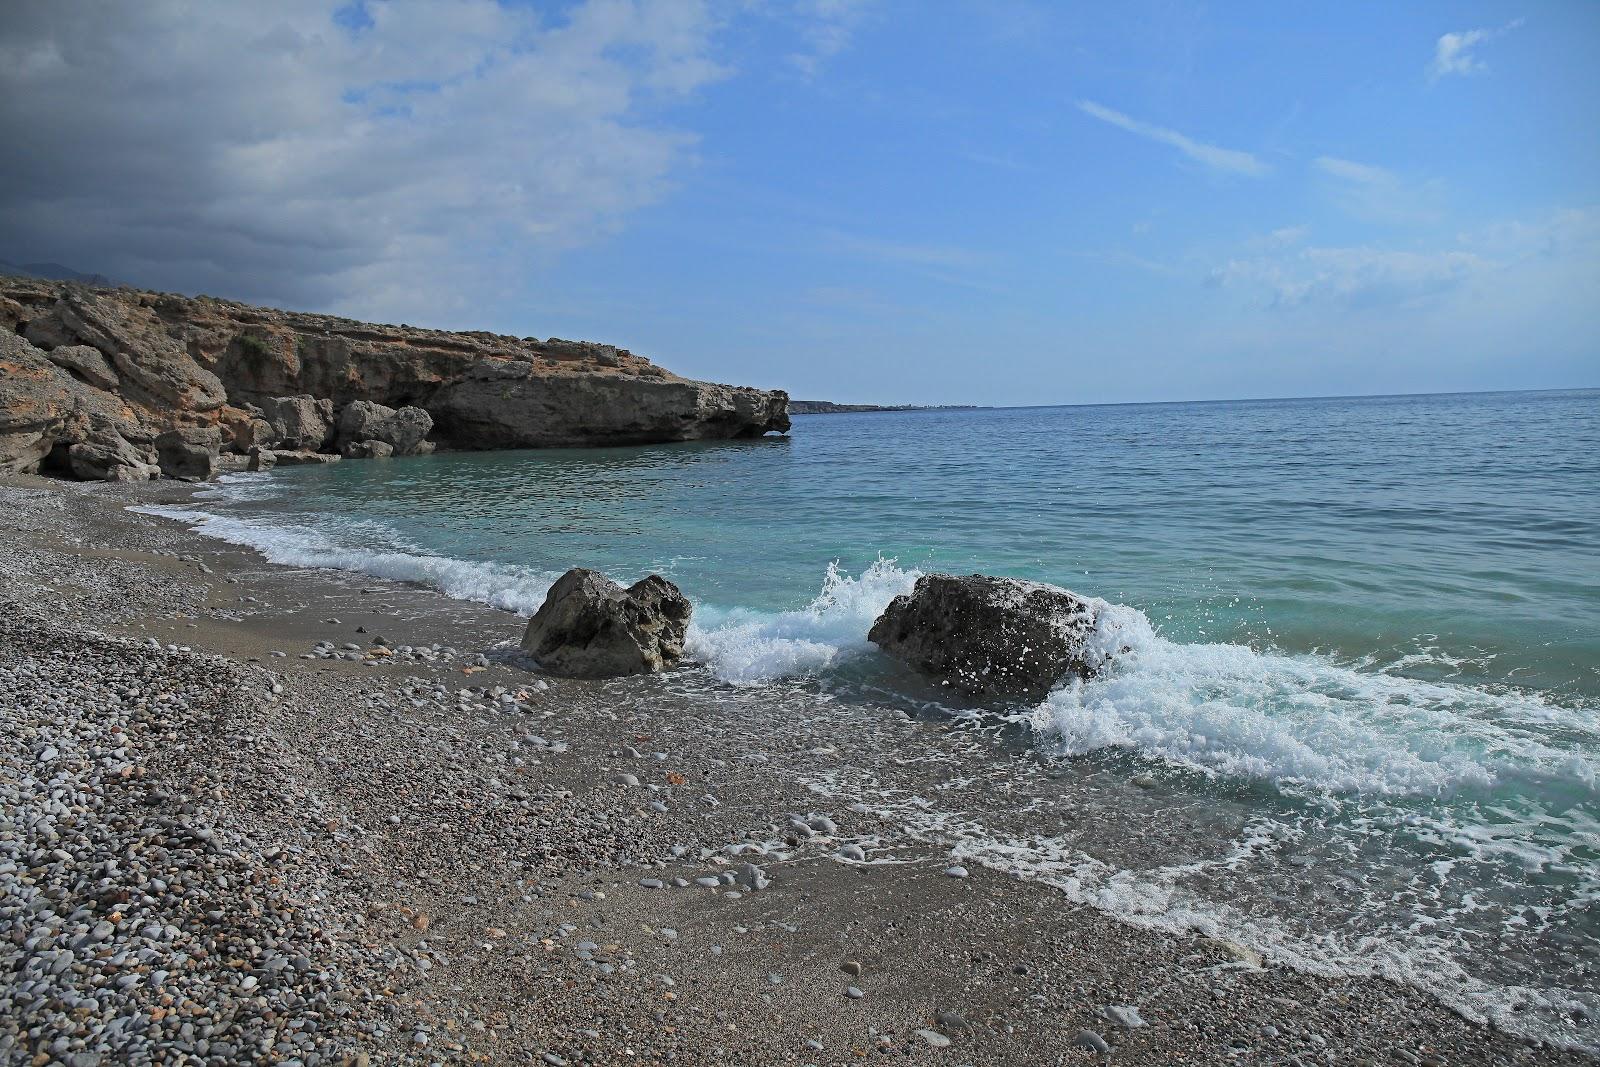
[868,573,1108,700]
[521,568,692,678]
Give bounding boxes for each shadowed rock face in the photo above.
[521,568,692,678]
[0,276,789,480]
[868,573,1109,701]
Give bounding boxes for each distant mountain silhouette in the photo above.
[0,259,118,287]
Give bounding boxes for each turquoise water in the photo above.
[148,389,1600,1045]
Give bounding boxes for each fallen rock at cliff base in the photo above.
[868,573,1109,700]
[336,399,433,456]
[267,449,342,466]
[340,439,395,459]
[521,568,691,678]
[258,395,334,451]
[68,430,158,482]
[155,426,222,482]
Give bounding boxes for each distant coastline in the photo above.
[787,399,986,415]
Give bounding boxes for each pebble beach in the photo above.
[2,473,1592,1067]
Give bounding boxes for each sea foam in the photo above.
[136,499,1598,805]
[686,559,920,685]
[133,505,564,615]
[1030,602,1600,800]
[135,502,921,685]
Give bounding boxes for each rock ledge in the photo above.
[1,276,789,480]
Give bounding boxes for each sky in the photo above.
[1,1,1596,405]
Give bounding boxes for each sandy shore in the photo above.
[0,473,1590,1066]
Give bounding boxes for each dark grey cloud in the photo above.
[0,1,730,322]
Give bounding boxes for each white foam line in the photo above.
[803,770,1599,1051]
[131,504,562,616]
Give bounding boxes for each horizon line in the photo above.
[794,384,1599,414]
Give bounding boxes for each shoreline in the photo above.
[1,473,1592,1065]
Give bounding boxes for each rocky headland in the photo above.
[0,277,789,482]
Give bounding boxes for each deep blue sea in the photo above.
[147,389,1600,1046]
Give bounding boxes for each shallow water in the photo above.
[145,389,1600,1046]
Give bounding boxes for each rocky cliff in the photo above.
[0,277,789,481]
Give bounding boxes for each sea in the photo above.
[143,388,1600,1047]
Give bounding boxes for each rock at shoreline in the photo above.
[521,568,691,678]
[257,394,335,452]
[336,399,433,457]
[341,439,395,459]
[0,274,789,482]
[155,426,222,481]
[68,429,159,482]
[268,449,342,466]
[868,573,1107,700]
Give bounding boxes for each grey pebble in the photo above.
[1101,1004,1146,1028]
[1074,1030,1111,1054]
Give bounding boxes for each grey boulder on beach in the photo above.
[522,567,692,677]
[868,573,1110,700]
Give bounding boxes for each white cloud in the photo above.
[1211,208,1599,312]
[1312,156,1444,225]
[1429,19,1524,80]
[1213,246,1487,309]
[1464,206,1600,260]
[786,0,876,77]
[0,1,734,323]
[1313,156,1394,185]
[1077,100,1268,177]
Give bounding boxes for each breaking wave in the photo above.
[137,495,1598,805]
[1030,602,1600,800]
[686,559,920,685]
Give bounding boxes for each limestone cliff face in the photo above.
[0,277,789,480]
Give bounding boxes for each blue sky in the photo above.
[3,1,1597,404]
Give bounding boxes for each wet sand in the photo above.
[1,473,1590,1066]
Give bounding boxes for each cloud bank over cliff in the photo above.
[0,1,737,320]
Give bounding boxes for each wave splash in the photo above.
[135,501,920,687]
[687,559,919,685]
[1030,602,1599,801]
[137,498,1596,806]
